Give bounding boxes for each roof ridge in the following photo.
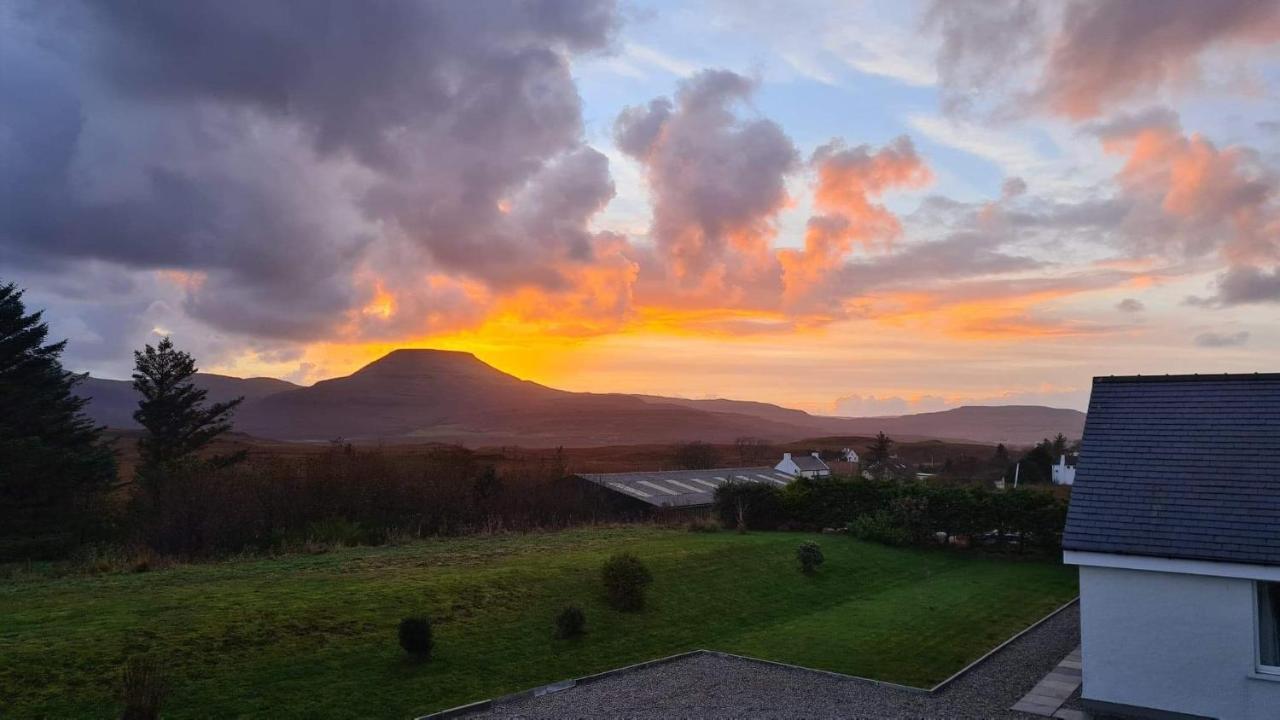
[1094,372,1280,384]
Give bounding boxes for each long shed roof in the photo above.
[578,467,795,508]
[1063,373,1280,567]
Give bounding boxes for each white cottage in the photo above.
[775,452,830,478]
[1063,373,1280,720]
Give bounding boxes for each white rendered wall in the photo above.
[1079,564,1280,719]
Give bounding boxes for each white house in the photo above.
[775,452,830,478]
[841,447,859,463]
[1051,454,1075,485]
[1063,373,1280,720]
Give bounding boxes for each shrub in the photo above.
[712,481,785,531]
[848,511,910,546]
[555,605,586,638]
[601,552,653,611]
[398,616,434,661]
[796,541,824,575]
[685,516,720,533]
[119,656,165,720]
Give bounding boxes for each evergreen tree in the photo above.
[1051,433,1068,459]
[132,337,243,481]
[867,431,894,464]
[0,282,116,551]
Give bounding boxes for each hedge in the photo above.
[715,476,1067,552]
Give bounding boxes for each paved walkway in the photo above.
[1010,646,1083,718]
[438,602,1081,719]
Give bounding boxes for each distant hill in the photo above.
[76,374,300,429]
[828,405,1086,446]
[76,349,1085,446]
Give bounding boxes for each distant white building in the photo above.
[841,447,859,463]
[775,452,831,478]
[1052,454,1076,485]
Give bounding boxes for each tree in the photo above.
[867,431,894,464]
[673,440,718,470]
[0,282,116,553]
[733,436,770,465]
[132,337,243,481]
[1051,433,1068,459]
[993,443,1009,465]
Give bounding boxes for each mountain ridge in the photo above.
[75,349,1085,446]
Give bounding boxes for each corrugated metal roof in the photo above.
[579,467,795,508]
[1063,373,1280,567]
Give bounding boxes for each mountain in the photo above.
[76,349,1085,446]
[233,350,816,445]
[825,405,1086,446]
[76,374,300,429]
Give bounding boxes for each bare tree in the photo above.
[733,436,771,465]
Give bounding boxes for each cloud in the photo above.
[1187,265,1280,307]
[1193,330,1250,348]
[614,69,799,288]
[780,136,932,307]
[834,394,949,417]
[1098,113,1278,262]
[1041,0,1280,119]
[927,0,1280,119]
[1116,298,1145,312]
[1,0,624,344]
[925,0,1046,116]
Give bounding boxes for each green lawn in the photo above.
[0,528,1077,719]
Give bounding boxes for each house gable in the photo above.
[1063,373,1280,567]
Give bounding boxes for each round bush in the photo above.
[555,605,586,638]
[398,616,434,661]
[797,540,824,575]
[601,552,653,612]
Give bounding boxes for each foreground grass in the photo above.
[0,527,1076,719]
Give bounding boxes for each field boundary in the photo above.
[415,596,1080,719]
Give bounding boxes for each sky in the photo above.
[2,0,1279,415]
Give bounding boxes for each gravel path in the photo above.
[454,602,1080,719]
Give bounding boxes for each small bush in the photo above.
[848,511,910,546]
[555,605,586,638]
[398,616,434,661]
[796,541,824,575]
[119,656,165,720]
[601,552,653,612]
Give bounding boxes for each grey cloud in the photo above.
[615,69,799,282]
[924,0,1044,117]
[1189,266,1280,308]
[1,0,622,343]
[927,1,1280,120]
[1194,330,1250,348]
[1041,0,1280,118]
[1085,107,1181,140]
[1001,177,1028,198]
[1116,298,1145,312]
[841,231,1042,291]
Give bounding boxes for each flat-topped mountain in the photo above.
[76,349,1085,446]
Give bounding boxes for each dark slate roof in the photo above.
[578,467,794,508]
[1063,373,1280,567]
[791,455,830,472]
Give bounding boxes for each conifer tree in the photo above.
[132,337,242,482]
[0,282,116,550]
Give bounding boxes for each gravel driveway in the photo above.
[447,602,1080,719]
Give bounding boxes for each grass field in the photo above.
[0,528,1077,719]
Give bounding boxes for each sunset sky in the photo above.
[3,0,1279,414]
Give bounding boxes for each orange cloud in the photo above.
[780,136,932,307]
[1103,122,1277,262]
